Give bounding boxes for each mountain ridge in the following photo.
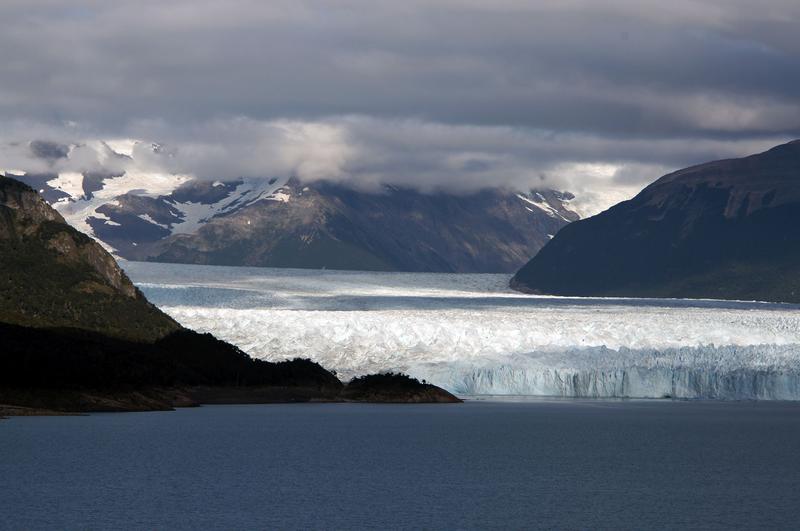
[10,156,580,272]
[144,178,579,272]
[511,140,800,303]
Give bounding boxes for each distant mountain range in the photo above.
[140,179,579,272]
[512,140,800,303]
[8,143,580,272]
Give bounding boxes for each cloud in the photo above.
[2,115,790,214]
[0,1,799,213]
[1,1,798,132]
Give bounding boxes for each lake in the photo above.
[3,400,800,530]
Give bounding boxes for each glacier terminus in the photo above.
[124,262,800,401]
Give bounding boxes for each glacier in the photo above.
[124,261,800,400]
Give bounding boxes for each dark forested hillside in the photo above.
[0,322,343,411]
[0,176,179,341]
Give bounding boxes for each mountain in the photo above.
[143,179,579,272]
[11,150,579,272]
[511,140,800,303]
[0,175,179,341]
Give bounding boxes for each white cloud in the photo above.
[2,115,793,216]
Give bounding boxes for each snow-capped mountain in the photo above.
[140,178,579,272]
[6,142,581,272]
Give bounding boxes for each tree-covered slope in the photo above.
[0,176,179,341]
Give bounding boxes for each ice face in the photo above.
[124,261,800,399]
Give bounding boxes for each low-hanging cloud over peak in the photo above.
[2,115,792,215]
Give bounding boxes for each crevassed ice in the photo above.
[124,262,800,400]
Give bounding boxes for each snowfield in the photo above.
[124,262,800,399]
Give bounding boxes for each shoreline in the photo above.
[9,394,800,420]
[0,381,462,418]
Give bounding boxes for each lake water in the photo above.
[124,262,800,399]
[3,401,800,530]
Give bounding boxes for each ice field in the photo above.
[125,262,800,399]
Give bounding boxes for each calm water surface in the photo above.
[2,400,800,530]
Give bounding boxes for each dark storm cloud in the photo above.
[1,1,799,212]
[29,141,70,161]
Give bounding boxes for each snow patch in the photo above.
[516,193,570,221]
[169,176,289,235]
[48,172,85,200]
[267,190,291,203]
[0,169,26,176]
[138,213,169,229]
[51,172,191,239]
[104,139,138,157]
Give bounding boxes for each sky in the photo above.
[1,0,799,213]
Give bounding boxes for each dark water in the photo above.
[3,401,800,530]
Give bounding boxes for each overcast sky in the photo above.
[1,0,799,211]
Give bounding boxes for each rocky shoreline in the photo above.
[0,377,461,418]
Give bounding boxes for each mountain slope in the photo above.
[511,140,800,303]
[0,175,179,341]
[13,157,579,272]
[143,179,578,272]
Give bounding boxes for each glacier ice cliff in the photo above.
[408,345,800,400]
